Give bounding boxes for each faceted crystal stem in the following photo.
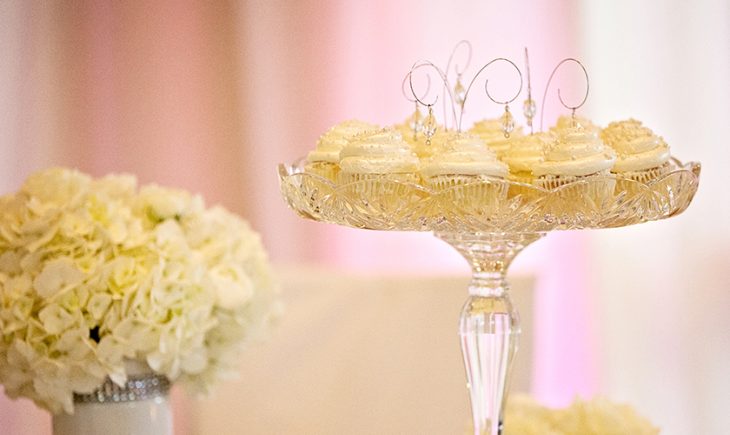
[437,232,543,435]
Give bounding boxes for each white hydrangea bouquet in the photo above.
[0,168,280,414]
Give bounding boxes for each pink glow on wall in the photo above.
[531,233,601,406]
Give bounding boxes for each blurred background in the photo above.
[0,0,728,434]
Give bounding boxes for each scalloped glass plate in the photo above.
[278,158,700,233]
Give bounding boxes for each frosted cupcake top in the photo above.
[307,120,380,164]
[533,126,616,176]
[469,118,524,157]
[393,113,424,143]
[408,129,457,159]
[550,115,600,134]
[420,134,508,178]
[601,119,670,172]
[339,128,420,174]
[502,132,556,174]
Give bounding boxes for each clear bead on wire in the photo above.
[523,98,536,131]
[454,74,466,110]
[424,105,437,145]
[501,105,514,138]
[409,102,423,141]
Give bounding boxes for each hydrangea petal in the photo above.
[33,258,85,298]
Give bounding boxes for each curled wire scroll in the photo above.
[401,69,431,103]
[459,57,523,132]
[539,58,590,131]
[524,48,533,104]
[447,40,473,77]
[443,40,472,129]
[523,47,536,134]
[407,60,457,126]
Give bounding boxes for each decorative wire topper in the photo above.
[404,43,594,140]
[445,40,473,121]
[407,56,522,137]
[523,48,537,134]
[539,57,590,131]
[400,69,431,141]
[407,60,454,145]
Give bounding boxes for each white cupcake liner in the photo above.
[536,171,616,207]
[337,172,421,202]
[506,172,539,200]
[304,161,339,182]
[337,171,420,187]
[427,175,508,215]
[334,172,429,224]
[614,162,671,184]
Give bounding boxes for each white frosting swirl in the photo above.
[533,126,616,176]
[550,115,600,134]
[601,119,670,172]
[408,129,456,158]
[339,128,419,174]
[502,132,555,173]
[420,134,507,178]
[307,120,379,163]
[469,118,524,157]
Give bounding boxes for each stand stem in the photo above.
[437,232,543,435]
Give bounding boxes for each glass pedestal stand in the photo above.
[279,158,700,435]
[439,232,542,434]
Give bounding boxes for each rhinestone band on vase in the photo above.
[73,374,171,404]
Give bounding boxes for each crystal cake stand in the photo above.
[278,158,700,434]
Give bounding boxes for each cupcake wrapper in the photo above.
[613,163,673,211]
[427,175,508,218]
[305,161,339,182]
[534,174,578,190]
[536,171,616,209]
[337,172,422,201]
[428,174,492,187]
[507,172,538,200]
[427,175,507,192]
[334,172,430,228]
[338,172,420,187]
[615,162,671,184]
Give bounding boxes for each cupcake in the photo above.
[421,133,508,187]
[338,128,420,186]
[502,132,556,199]
[469,118,524,158]
[305,120,379,181]
[601,119,671,183]
[337,129,423,220]
[502,132,556,184]
[420,133,508,213]
[532,125,616,203]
